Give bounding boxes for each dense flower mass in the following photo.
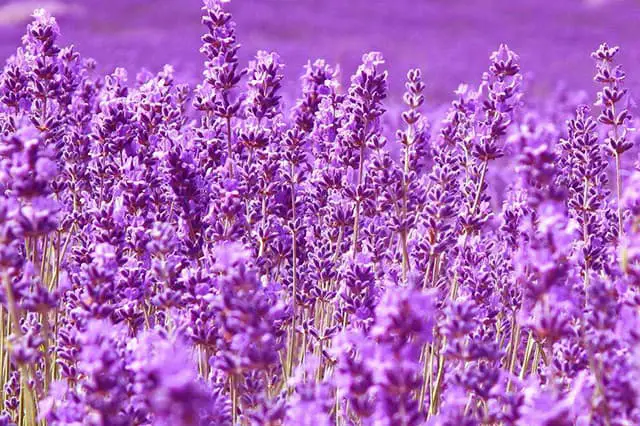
[0,1,639,425]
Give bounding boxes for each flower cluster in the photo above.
[0,2,638,425]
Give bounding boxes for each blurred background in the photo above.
[0,0,638,104]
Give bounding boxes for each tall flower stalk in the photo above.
[592,43,633,242]
[429,44,522,417]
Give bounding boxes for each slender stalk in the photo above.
[226,116,234,177]
[530,342,540,376]
[418,256,434,411]
[5,274,38,425]
[286,161,299,380]
[40,235,48,279]
[332,226,344,262]
[400,123,413,282]
[230,374,238,425]
[463,393,475,416]
[3,313,10,401]
[471,160,488,217]
[418,343,431,411]
[421,256,433,290]
[351,145,366,259]
[41,313,52,392]
[519,331,535,379]
[4,274,21,339]
[428,337,446,417]
[19,372,24,426]
[582,177,591,289]
[505,314,520,393]
[614,152,623,239]
[400,231,410,282]
[495,312,504,344]
[335,387,341,426]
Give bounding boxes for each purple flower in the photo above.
[129,332,214,426]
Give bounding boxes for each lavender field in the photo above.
[1,0,640,425]
[2,0,640,102]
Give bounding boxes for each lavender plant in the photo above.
[0,2,638,425]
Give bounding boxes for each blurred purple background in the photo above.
[1,0,639,104]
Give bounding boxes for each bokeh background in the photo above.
[0,0,639,104]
